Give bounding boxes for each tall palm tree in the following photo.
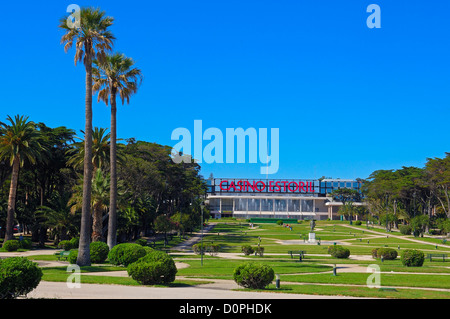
[93,52,143,249]
[67,127,111,172]
[0,115,43,244]
[59,7,115,266]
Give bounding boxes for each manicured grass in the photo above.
[177,259,333,279]
[41,266,210,287]
[278,272,450,289]
[241,284,450,299]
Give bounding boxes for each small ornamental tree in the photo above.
[401,249,424,267]
[233,262,274,289]
[0,257,43,299]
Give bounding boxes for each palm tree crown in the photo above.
[59,7,115,66]
[0,115,43,167]
[93,52,143,105]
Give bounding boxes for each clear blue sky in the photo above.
[1,0,449,180]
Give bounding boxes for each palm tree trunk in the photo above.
[107,88,118,249]
[3,157,20,244]
[77,48,94,266]
[92,201,103,242]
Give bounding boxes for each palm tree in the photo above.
[69,169,110,242]
[67,127,111,172]
[93,52,143,249]
[59,7,115,265]
[0,115,43,244]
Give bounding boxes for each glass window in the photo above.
[209,198,220,211]
[222,198,233,211]
[248,199,260,211]
[275,199,287,212]
[234,198,247,211]
[288,199,300,212]
[261,199,273,211]
[301,199,313,212]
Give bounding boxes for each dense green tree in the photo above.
[0,115,44,244]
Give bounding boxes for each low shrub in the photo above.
[399,225,412,235]
[67,242,110,264]
[206,244,221,256]
[68,249,78,264]
[19,239,32,250]
[254,246,264,257]
[241,245,254,256]
[401,249,424,267]
[135,238,148,246]
[354,220,362,226]
[233,262,274,289]
[58,240,73,251]
[90,242,109,263]
[0,257,43,299]
[70,237,79,249]
[107,243,147,266]
[376,248,398,260]
[276,220,283,226]
[127,250,177,285]
[328,245,350,259]
[371,248,379,258]
[3,240,20,252]
[193,243,221,256]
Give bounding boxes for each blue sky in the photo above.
[1,0,449,180]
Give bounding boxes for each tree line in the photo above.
[332,155,450,236]
[0,118,207,253]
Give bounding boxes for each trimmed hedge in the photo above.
[0,257,43,299]
[328,245,350,259]
[233,262,274,289]
[376,248,398,260]
[399,225,412,235]
[90,242,109,263]
[241,245,254,256]
[67,242,110,264]
[401,249,424,267]
[107,243,147,266]
[127,250,177,285]
[3,240,20,252]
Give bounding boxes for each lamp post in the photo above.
[200,202,205,267]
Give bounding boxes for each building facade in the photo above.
[206,178,362,220]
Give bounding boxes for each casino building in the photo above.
[206,178,363,221]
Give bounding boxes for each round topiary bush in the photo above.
[3,240,20,252]
[58,240,73,251]
[68,249,78,264]
[401,249,424,267]
[328,245,350,259]
[241,245,254,256]
[127,250,177,285]
[233,262,274,289]
[69,237,79,249]
[90,241,109,263]
[376,248,398,260]
[0,257,43,299]
[399,225,412,235]
[19,239,32,250]
[135,238,147,246]
[107,243,147,266]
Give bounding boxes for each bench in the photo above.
[426,253,448,262]
[54,251,71,261]
[288,250,306,261]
